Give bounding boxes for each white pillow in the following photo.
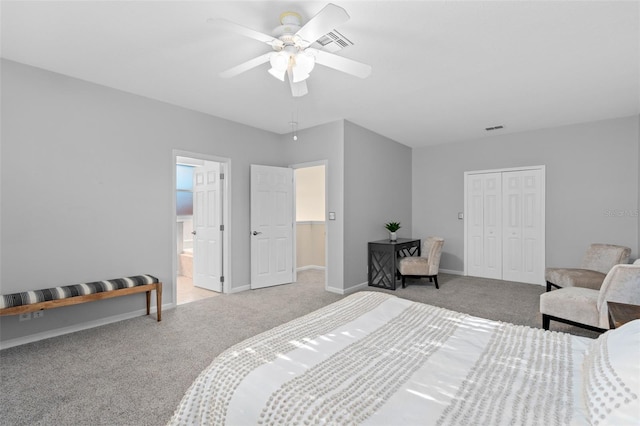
[582,319,640,425]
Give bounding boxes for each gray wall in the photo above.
[2,58,636,345]
[281,121,345,293]
[0,59,286,342]
[343,121,412,289]
[412,115,640,273]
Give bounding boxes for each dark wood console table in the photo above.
[368,238,421,290]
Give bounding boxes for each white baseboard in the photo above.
[296,265,326,272]
[440,268,464,275]
[0,303,173,350]
[443,270,545,286]
[326,281,368,295]
[228,284,250,294]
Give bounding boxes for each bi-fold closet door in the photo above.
[465,167,545,285]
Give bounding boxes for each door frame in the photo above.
[463,165,546,284]
[172,149,232,305]
[290,160,329,290]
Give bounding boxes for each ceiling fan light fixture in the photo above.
[291,51,315,82]
[295,51,315,74]
[269,51,290,71]
[268,67,287,81]
[292,68,310,83]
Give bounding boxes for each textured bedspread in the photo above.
[169,292,593,425]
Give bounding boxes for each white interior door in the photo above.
[251,165,294,289]
[193,161,222,292]
[502,169,544,284]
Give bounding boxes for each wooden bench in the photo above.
[0,275,162,321]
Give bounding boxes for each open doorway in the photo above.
[174,151,231,305]
[293,162,328,288]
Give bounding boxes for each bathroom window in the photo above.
[176,164,194,216]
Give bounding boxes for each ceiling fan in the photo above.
[212,3,372,97]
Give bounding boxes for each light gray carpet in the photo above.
[0,272,598,426]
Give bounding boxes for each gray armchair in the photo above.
[540,260,640,332]
[545,243,631,292]
[398,237,444,289]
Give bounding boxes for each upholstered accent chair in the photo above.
[540,260,640,332]
[545,243,631,292]
[398,237,444,289]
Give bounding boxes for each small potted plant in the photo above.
[384,221,401,241]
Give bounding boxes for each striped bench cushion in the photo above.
[0,275,159,309]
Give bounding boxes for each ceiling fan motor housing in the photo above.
[272,11,304,50]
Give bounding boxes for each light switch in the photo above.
[458,212,464,220]
[329,212,336,220]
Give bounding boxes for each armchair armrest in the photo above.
[597,264,640,328]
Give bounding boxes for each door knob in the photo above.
[252,231,262,236]
[191,231,196,235]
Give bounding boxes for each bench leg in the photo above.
[156,283,162,322]
[146,291,151,316]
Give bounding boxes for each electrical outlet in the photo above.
[19,312,31,321]
[33,311,44,319]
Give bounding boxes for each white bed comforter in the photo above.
[168,292,593,425]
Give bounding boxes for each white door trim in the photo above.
[290,160,329,291]
[172,149,232,306]
[464,165,546,284]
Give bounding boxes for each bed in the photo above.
[168,292,639,425]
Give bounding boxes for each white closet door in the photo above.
[502,169,544,284]
[466,174,485,277]
[465,166,545,285]
[466,172,502,279]
[482,173,503,279]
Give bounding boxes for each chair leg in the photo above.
[542,314,550,330]
[546,281,552,292]
[402,275,406,288]
[433,275,439,289]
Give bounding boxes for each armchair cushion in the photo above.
[398,256,429,276]
[540,287,600,329]
[544,268,606,290]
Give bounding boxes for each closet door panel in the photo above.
[503,172,523,281]
[482,173,502,279]
[520,170,544,284]
[503,169,544,284]
[467,175,485,277]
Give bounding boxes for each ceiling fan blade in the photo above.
[308,49,372,79]
[220,52,273,78]
[295,4,350,47]
[209,18,284,48]
[287,69,308,97]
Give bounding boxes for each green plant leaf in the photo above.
[384,221,401,232]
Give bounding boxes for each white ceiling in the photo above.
[2,1,638,147]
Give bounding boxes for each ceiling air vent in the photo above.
[485,125,505,131]
[317,30,353,53]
